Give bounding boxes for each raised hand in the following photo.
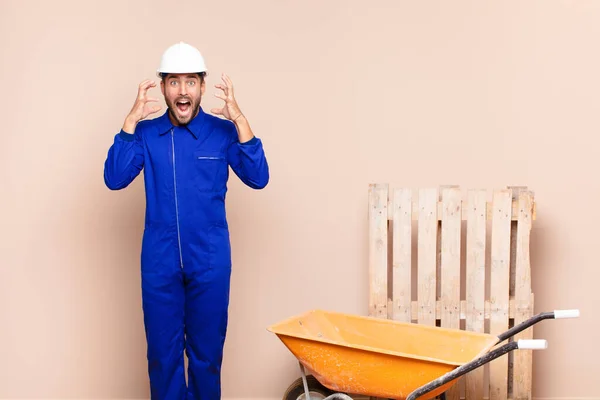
[211,73,243,121]
[123,80,162,133]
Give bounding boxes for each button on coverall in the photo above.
[103,108,269,400]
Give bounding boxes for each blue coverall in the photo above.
[103,107,269,400]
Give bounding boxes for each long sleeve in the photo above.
[103,130,145,190]
[227,127,269,190]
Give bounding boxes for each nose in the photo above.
[178,83,188,96]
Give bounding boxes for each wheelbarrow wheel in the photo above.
[283,374,337,400]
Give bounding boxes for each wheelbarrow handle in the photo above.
[406,310,578,400]
[554,309,580,319]
[496,309,580,343]
[406,339,548,400]
[517,339,548,350]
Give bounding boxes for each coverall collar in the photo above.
[156,107,207,139]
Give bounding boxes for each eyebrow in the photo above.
[167,75,199,80]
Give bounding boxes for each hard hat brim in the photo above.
[156,70,208,77]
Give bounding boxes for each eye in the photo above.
[188,81,195,86]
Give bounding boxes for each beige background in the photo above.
[0,0,598,399]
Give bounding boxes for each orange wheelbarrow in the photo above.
[267,309,579,400]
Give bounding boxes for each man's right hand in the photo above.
[122,80,162,134]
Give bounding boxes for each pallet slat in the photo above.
[440,187,462,328]
[489,190,512,400]
[417,189,438,326]
[465,189,487,400]
[385,200,536,221]
[392,188,412,322]
[440,187,462,400]
[407,297,528,320]
[512,190,534,400]
[368,184,389,319]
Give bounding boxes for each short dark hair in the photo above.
[160,72,206,82]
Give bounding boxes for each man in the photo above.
[103,42,269,400]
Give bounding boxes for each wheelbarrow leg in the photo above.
[299,362,312,400]
[298,362,354,400]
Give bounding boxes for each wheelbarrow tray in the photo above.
[268,309,499,400]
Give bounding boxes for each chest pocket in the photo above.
[193,150,227,192]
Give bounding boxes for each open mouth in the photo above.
[176,99,191,113]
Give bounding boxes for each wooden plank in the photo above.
[507,186,526,398]
[489,189,512,400]
[508,187,527,299]
[512,190,534,400]
[388,200,535,221]
[436,186,460,318]
[392,188,412,322]
[408,298,523,320]
[368,184,389,319]
[465,189,487,400]
[417,188,438,326]
[440,187,462,400]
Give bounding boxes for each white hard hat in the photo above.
[156,41,207,77]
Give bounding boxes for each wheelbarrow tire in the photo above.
[283,375,337,400]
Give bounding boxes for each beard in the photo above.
[166,95,201,125]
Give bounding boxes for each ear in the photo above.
[200,79,206,95]
[160,79,165,96]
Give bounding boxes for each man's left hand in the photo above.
[212,73,244,122]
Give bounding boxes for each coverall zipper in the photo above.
[171,129,184,269]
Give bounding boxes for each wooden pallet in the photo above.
[368,184,536,400]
